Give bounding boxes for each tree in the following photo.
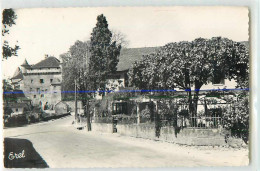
[2,9,20,59]
[61,14,121,131]
[222,91,249,143]
[111,29,129,48]
[3,79,13,103]
[89,14,121,96]
[128,37,249,117]
[60,40,93,130]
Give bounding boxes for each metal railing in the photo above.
[189,116,222,129]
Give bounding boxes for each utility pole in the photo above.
[75,79,78,123]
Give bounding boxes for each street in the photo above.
[4,116,249,168]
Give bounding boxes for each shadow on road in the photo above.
[4,138,49,168]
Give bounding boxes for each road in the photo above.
[4,115,249,168]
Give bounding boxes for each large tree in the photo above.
[61,14,121,131]
[128,37,249,117]
[89,14,121,95]
[2,9,20,59]
[61,40,93,130]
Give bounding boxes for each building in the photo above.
[96,46,243,126]
[5,103,30,117]
[94,47,159,99]
[54,101,70,115]
[11,56,62,109]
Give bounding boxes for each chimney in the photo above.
[45,54,49,59]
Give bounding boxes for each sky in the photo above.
[1,6,249,79]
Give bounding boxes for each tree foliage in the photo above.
[128,37,249,116]
[61,41,90,100]
[61,14,122,131]
[222,91,249,143]
[2,9,20,59]
[3,79,13,103]
[89,14,121,94]
[61,40,92,130]
[111,29,129,48]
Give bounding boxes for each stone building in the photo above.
[11,56,62,109]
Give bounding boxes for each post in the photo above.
[137,103,140,124]
[75,79,78,122]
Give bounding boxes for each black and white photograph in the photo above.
[1,6,250,168]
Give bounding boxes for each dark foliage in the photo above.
[2,9,20,59]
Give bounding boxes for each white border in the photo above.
[0,0,259,171]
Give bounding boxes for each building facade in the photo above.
[11,56,62,109]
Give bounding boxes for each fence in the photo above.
[189,116,223,129]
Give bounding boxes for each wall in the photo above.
[27,68,61,73]
[92,123,113,133]
[22,71,62,107]
[10,107,24,116]
[65,101,84,114]
[91,122,246,147]
[201,79,237,90]
[95,72,126,100]
[175,79,237,92]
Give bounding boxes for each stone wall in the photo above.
[92,123,114,133]
[91,122,247,147]
[22,72,62,107]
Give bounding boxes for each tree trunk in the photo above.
[187,90,193,117]
[82,99,92,131]
[193,90,200,116]
[193,82,202,117]
[86,100,91,131]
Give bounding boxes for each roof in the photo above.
[11,67,23,80]
[21,59,31,69]
[31,56,60,69]
[12,90,25,98]
[4,90,32,102]
[117,47,159,71]
[6,103,29,108]
[55,101,69,107]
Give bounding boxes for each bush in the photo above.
[5,114,28,127]
[222,92,249,144]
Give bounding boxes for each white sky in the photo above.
[1,6,249,79]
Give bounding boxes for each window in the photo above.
[50,79,53,83]
[16,108,18,112]
[112,102,127,115]
[34,95,36,98]
[41,94,44,98]
[31,79,33,83]
[40,79,44,83]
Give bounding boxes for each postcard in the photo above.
[2,7,249,168]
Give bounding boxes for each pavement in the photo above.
[3,115,249,168]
